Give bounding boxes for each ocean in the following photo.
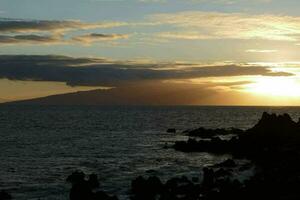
[0,105,300,200]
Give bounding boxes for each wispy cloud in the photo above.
[149,11,300,41]
[246,49,278,53]
[188,0,272,4]
[2,10,300,47]
[0,34,62,45]
[138,0,167,3]
[0,33,129,45]
[0,18,126,33]
[138,0,272,4]
[0,18,128,45]
[72,33,129,44]
[157,32,211,40]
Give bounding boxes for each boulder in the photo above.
[67,171,118,200]
[131,176,163,200]
[0,191,11,200]
[166,128,176,133]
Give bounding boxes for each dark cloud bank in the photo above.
[0,55,292,87]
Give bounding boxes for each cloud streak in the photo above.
[0,18,126,33]
[0,33,129,45]
[150,11,300,41]
[0,18,128,45]
[246,49,278,53]
[0,34,62,45]
[72,33,129,44]
[2,10,300,46]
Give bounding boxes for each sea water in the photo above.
[0,105,300,199]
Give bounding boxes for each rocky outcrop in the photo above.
[0,191,11,200]
[174,112,300,159]
[187,127,244,138]
[129,165,256,200]
[66,171,118,200]
[166,128,176,133]
[174,137,234,153]
[171,112,300,200]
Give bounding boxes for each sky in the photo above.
[1,0,300,105]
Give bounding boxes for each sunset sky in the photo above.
[1,0,300,105]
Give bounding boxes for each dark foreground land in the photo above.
[171,112,300,200]
[2,112,300,200]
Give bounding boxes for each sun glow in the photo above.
[245,77,300,97]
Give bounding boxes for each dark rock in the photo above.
[245,112,300,142]
[214,168,232,177]
[173,137,231,153]
[192,177,199,183]
[146,169,157,174]
[131,176,163,200]
[130,175,201,200]
[64,112,300,200]
[93,191,118,200]
[171,112,300,200]
[182,129,192,133]
[187,127,244,138]
[88,174,100,189]
[0,191,11,200]
[164,176,198,199]
[67,171,118,200]
[202,167,215,187]
[214,159,236,168]
[93,191,109,200]
[70,182,93,200]
[174,112,300,160]
[66,171,85,185]
[167,128,176,133]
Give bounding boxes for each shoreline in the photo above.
[2,111,300,200]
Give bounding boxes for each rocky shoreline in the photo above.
[66,112,300,200]
[2,112,300,200]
